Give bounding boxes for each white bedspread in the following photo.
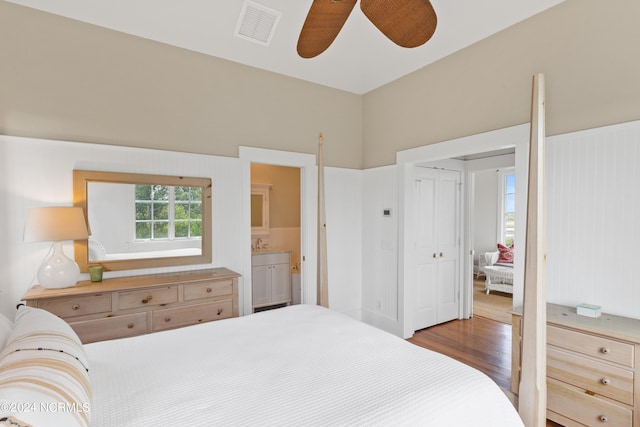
[85,305,523,426]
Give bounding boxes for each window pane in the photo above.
[190,220,202,237]
[505,194,515,213]
[505,174,516,194]
[153,202,169,220]
[153,222,169,238]
[175,221,189,238]
[191,203,202,219]
[136,202,151,220]
[152,185,169,201]
[175,186,190,201]
[502,173,516,246]
[175,202,189,220]
[136,222,151,239]
[191,187,202,200]
[135,185,152,200]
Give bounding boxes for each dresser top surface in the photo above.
[22,267,240,301]
[513,303,640,344]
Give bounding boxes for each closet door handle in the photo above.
[439,252,444,257]
[432,253,437,258]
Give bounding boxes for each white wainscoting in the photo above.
[546,121,640,319]
[361,165,399,334]
[325,167,363,317]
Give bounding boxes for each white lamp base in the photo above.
[37,241,81,289]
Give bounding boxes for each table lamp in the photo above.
[24,207,89,289]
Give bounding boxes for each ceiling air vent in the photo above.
[234,1,282,46]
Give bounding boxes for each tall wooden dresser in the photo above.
[22,268,240,344]
[512,303,640,427]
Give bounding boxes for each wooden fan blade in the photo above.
[297,0,357,58]
[361,0,437,48]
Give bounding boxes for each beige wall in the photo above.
[362,0,640,167]
[2,1,640,169]
[0,2,363,169]
[251,163,300,228]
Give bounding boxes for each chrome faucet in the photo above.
[255,238,263,250]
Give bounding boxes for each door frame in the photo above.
[239,147,317,316]
[397,124,530,338]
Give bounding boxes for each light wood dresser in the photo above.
[21,268,240,344]
[512,303,640,427]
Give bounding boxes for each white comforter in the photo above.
[86,305,523,426]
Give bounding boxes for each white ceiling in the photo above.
[7,0,565,94]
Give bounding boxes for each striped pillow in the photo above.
[0,307,91,427]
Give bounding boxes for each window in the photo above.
[135,185,202,240]
[499,170,515,246]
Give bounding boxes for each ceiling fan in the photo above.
[297,0,438,58]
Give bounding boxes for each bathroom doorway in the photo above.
[239,146,317,317]
[250,163,302,311]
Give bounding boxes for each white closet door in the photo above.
[436,169,461,323]
[413,168,461,331]
[414,169,438,329]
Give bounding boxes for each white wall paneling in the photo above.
[546,121,640,319]
[361,165,399,334]
[324,167,363,317]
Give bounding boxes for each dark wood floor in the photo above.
[407,316,512,390]
[407,316,562,427]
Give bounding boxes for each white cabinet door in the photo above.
[251,265,271,306]
[413,167,461,331]
[270,263,291,303]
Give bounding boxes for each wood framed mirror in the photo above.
[251,184,271,235]
[73,170,212,272]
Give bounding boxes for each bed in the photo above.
[0,304,523,427]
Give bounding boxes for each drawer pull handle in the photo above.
[217,308,223,315]
[601,378,611,385]
[72,304,79,310]
[206,288,212,293]
[599,415,608,423]
[127,323,134,329]
[141,296,153,304]
[600,347,610,354]
[164,317,171,323]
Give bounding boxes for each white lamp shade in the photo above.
[24,207,89,242]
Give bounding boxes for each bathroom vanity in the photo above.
[251,250,291,310]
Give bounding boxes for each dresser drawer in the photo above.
[548,346,634,405]
[548,377,632,427]
[548,325,634,367]
[152,300,233,332]
[183,279,233,301]
[38,293,112,318]
[118,286,178,310]
[69,313,148,344]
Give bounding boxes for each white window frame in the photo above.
[135,185,202,241]
[497,168,515,246]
